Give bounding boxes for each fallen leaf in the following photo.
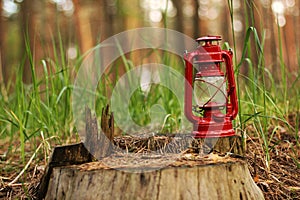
[253,175,259,183]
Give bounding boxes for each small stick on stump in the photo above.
[100,105,114,141]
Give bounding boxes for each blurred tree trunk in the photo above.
[284,14,296,74]
[73,0,82,49]
[172,0,186,59]
[101,0,114,39]
[294,1,300,74]
[20,0,35,83]
[113,1,124,34]
[239,0,261,78]
[74,0,94,54]
[220,3,231,45]
[192,0,200,38]
[119,0,140,30]
[199,15,207,36]
[0,0,4,85]
[237,0,247,75]
[246,1,258,73]
[172,0,184,33]
[268,2,279,81]
[0,0,10,87]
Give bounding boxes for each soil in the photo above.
[0,129,299,199]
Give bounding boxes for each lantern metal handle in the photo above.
[222,51,238,120]
[184,53,199,123]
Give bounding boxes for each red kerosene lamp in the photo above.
[184,36,238,138]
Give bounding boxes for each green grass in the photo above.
[1,26,299,155]
[94,48,184,134]
[0,32,76,165]
[228,0,300,170]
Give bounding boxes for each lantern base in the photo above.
[192,129,235,138]
[192,119,235,138]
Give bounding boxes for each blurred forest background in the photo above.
[0,0,299,86]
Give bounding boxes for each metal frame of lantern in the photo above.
[184,36,238,138]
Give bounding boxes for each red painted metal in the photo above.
[184,36,238,138]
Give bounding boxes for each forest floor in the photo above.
[246,133,300,199]
[0,130,299,199]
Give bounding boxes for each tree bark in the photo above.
[37,142,93,200]
[44,158,264,200]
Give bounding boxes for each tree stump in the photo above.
[44,155,264,200]
[38,106,264,199]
